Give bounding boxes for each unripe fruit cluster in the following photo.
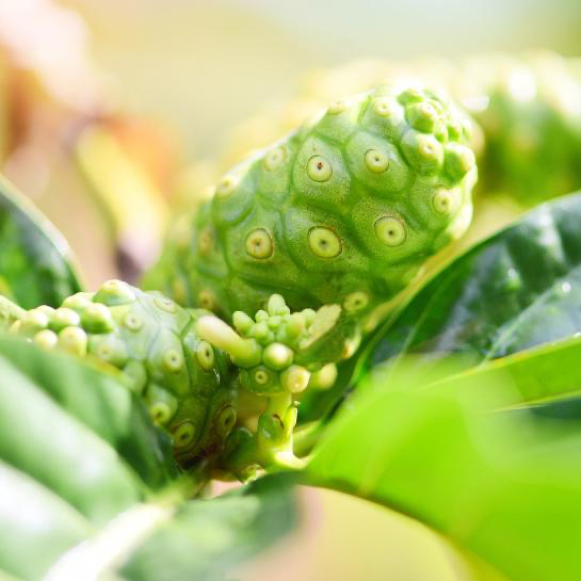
[10,280,237,463]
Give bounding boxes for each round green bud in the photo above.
[94,280,136,306]
[21,309,49,334]
[59,326,88,357]
[255,310,269,323]
[36,305,55,317]
[308,363,338,390]
[62,293,93,312]
[250,321,270,341]
[280,365,310,393]
[233,311,254,334]
[263,342,294,371]
[267,294,290,317]
[302,309,316,327]
[34,329,58,349]
[81,303,114,333]
[50,308,81,332]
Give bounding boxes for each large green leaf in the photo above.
[0,175,83,309]
[305,361,581,581]
[360,190,581,381]
[0,336,296,581]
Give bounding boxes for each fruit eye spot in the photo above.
[198,228,213,254]
[433,189,458,214]
[373,97,396,117]
[163,349,183,372]
[196,340,215,370]
[216,405,237,437]
[197,290,216,310]
[308,227,342,258]
[344,291,370,313]
[96,344,113,361]
[245,228,273,259]
[375,216,407,247]
[150,402,172,425]
[123,312,143,331]
[364,149,389,173]
[172,421,196,449]
[215,175,238,198]
[255,370,269,384]
[327,99,348,114]
[419,102,436,118]
[154,297,178,314]
[264,147,286,170]
[307,155,332,182]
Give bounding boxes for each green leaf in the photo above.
[363,191,581,379]
[0,336,296,581]
[305,362,581,581]
[387,334,581,410]
[121,474,297,581]
[0,175,83,308]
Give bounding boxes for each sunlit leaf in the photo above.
[306,362,581,581]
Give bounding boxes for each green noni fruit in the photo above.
[7,280,237,465]
[147,82,478,349]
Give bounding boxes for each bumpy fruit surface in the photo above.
[147,82,477,333]
[212,53,581,205]
[8,280,237,464]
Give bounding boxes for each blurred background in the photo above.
[1,0,580,579]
